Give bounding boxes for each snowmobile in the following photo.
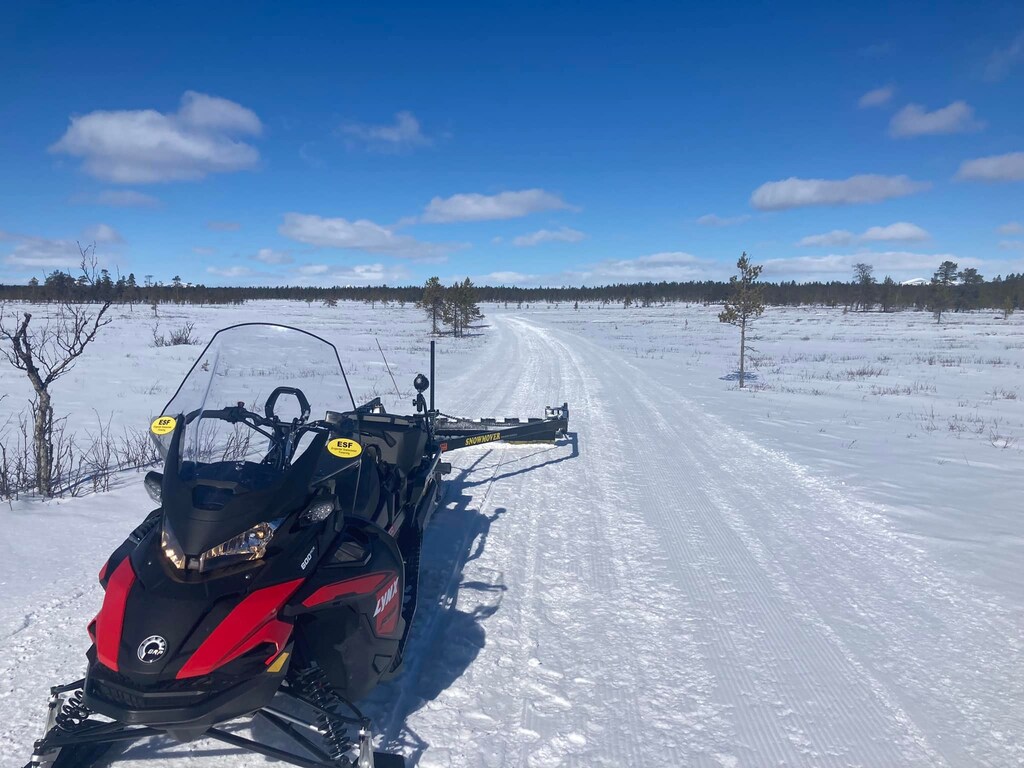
[26,323,568,768]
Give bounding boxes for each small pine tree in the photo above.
[956,267,983,312]
[930,260,958,323]
[457,277,482,333]
[441,278,482,337]
[419,276,445,335]
[1004,294,1015,320]
[718,252,764,389]
[879,275,897,313]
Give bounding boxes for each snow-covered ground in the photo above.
[1,302,1021,767]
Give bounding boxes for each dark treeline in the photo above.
[1,268,1022,312]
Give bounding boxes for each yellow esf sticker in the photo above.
[327,438,362,459]
[150,416,177,435]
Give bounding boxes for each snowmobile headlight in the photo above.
[161,522,187,570]
[199,521,280,570]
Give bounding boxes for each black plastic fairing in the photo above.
[159,423,328,557]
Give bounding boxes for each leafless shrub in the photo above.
[0,409,162,500]
[843,365,887,379]
[989,432,1018,450]
[989,387,1018,401]
[870,381,937,396]
[152,321,201,347]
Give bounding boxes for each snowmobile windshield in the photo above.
[152,324,355,482]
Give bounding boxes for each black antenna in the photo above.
[430,340,435,413]
[376,337,402,400]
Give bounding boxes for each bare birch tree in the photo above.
[0,244,113,495]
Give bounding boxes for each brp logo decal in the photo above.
[137,635,167,663]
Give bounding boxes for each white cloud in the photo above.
[74,189,162,208]
[206,265,253,278]
[889,101,985,137]
[577,252,714,283]
[421,189,575,223]
[512,227,586,247]
[998,240,1024,251]
[251,247,292,265]
[176,91,261,133]
[472,271,541,284]
[2,226,121,270]
[696,213,751,227]
[292,263,411,286]
[997,222,1023,234]
[984,30,1024,81]
[751,174,929,210]
[193,247,216,256]
[206,220,241,231]
[49,91,262,183]
[279,213,451,260]
[762,250,977,280]
[956,152,1024,182]
[338,111,432,152]
[861,221,930,242]
[797,230,856,248]
[858,85,895,108]
[798,222,929,248]
[82,223,124,243]
[3,237,84,269]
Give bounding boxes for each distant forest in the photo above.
[1,268,1022,313]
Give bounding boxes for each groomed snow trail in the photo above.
[370,312,1022,767]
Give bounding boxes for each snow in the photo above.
[1,301,1022,767]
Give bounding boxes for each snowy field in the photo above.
[0,301,1022,767]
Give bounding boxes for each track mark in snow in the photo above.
[506,313,1022,768]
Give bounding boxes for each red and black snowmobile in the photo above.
[26,323,568,768]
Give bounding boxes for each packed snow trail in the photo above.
[366,312,1022,767]
[1,310,1021,767]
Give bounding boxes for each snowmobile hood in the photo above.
[158,421,328,556]
[92,521,312,682]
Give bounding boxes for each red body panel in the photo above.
[176,578,305,679]
[95,558,136,671]
[301,571,393,609]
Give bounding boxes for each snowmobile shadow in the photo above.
[363,438,578,765]
[460,431,579,489]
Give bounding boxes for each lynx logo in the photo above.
[465,432,500,446]
[137,635,167,664]
[373,577,399,618]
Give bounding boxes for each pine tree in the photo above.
[718,252,764,389]
[930,260,958,323]
[419,276,445,335]
[879,275,896,313]
[956,267,983,312]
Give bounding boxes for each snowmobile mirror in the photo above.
[144,471,163,504]
[413,373,429,393]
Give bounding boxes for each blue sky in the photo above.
[2,0,1023,287]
